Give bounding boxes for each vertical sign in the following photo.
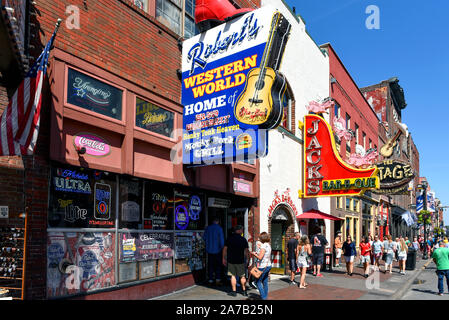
[181,6,291,165]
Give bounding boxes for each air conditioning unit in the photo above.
[208,198,231,208]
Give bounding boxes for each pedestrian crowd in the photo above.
[203,217,449,299]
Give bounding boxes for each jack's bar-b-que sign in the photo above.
[301,114,379,198]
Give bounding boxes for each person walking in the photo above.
[383,235,396,274]
[398,238,408,274]
[250,232,272,300]
[359,236,371,278]
[393,237,400,262]
[203,217,225,285]
[372,235,383,271]
[296,235,312,289]
[342,235,356,276]
[311,228,328,277]
[334,232,343,267]
[287,232,300,286]
[247,238,261,290]
[222,225,249,297]
[412,237,420,252]
[368,235,374,265]
[432,240,449,296]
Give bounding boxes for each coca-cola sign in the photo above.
[73,132,111,157]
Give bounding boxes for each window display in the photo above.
[47,232,115,298]
[48,166,116,229]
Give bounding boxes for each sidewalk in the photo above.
[152,256,431,300]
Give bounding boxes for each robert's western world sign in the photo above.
[181,6,291,164]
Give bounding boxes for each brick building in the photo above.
[361,78,420,239]
[318,43,380,247]
[0,0,261,300]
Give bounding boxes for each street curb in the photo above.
[391,259,433,300]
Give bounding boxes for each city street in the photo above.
[152,256,437,301]
[402,260,449,300]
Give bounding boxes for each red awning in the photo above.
[296,209,342,221]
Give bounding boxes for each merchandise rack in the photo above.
[0,209,28,300]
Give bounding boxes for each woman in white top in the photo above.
[398,239,408,274]
[250,232,272,300]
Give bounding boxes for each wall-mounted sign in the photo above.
[181,6,291,164]
[233,179,252,194]
[73,132,111,157]
[300,114,379,198]
[268,189,298,218]
[67,68,123,120]
[135,97,174,137]
[375,160,414,189]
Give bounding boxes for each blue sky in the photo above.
[285,0,449,223]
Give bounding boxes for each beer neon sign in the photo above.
[300,114,379,198]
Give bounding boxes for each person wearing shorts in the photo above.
[223,225,249,297]
[342,235,356,276]
[287,233,300,285]
[398,239,408,275]
[359,237,371,278]
[334,232,343,267]
[311,228,328,277]
[383,235,395,274]
[296,235,312,289]
[372,235,383,271]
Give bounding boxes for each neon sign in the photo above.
[300,114,379,198]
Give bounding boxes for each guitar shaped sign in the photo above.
[234,11,291,129]
[380,130,402,158]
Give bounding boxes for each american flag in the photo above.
[0,23,59,156]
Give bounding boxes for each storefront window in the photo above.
[175,231,205,274]
[66,68,123,120]
[48,165,117,229]
[174,191,205,231]
[119,176,143,229]
[47,231,116,298]
[118,231,175,282]
[135,97,174,137]
[144,182,174,230]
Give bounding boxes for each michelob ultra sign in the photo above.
[301,114,379,198]
[181,6,290,164]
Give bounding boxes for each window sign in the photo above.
[119,177,143,229]
[135,97,174,137]
[67,68,123,120]
[174,192,205,230]
[48,166,116,228]
[144,182,173,230]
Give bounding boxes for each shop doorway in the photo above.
[270,206,294,275]
[227,208,248,239]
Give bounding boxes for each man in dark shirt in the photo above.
[311,227,328,277]
[222,225,249,297]
[287,232,300,285]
